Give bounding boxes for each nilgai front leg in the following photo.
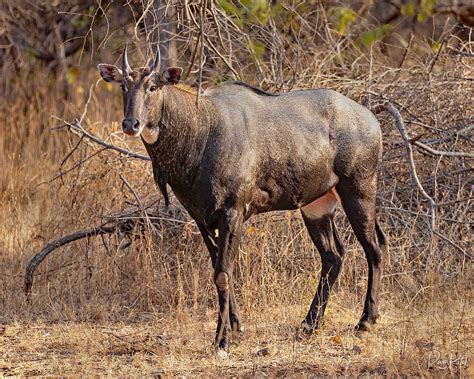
[196,223,243,337]
[213,208,243,352]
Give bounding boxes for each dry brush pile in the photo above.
[0,1,472,374]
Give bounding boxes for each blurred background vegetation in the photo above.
[1,0,472,100]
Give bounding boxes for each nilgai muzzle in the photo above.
[98,46,388,353]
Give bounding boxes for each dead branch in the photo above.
[24,196,183,298]
[434,230,474,260]
[412,141,474,159]
[53,118,151,161]
[380,102,473,262]
[119,174,159,237]
[384,102,437,230]
[24,177,195,298]
[371,97,473,159]
[25,225,117,297]
[196,0,206,106]
[186,4,239,79]
[382,102,438,268]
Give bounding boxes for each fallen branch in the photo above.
[24,195,192,298]
[24,225,117,298]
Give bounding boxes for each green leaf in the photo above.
[73,17,88,29]
[248,39,265,59]
[401,0,416,16]
[356,24,392,48]
[217,0,243,25]
[26,48,37,63]
[431,40,442,53]
[421,0,436,16]
[402,0,436,22]
[418,0,436,22]
[218,0,271,26]
[329,7,357,35]
[66,67,80,85]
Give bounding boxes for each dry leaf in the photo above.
[330,335,343,345]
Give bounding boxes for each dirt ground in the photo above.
[2,294,472,377]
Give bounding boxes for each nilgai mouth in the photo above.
[123,129,141,137]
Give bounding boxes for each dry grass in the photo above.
[1,289,472,376]
[1,35,473,376]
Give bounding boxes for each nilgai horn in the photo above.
[98,45,388,354]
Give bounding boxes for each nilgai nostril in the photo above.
[122,118,140,134]
[98,44,388,355]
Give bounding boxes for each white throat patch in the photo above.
[141,126,159,145]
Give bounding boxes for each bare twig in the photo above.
[119,174,158,236]
[434,230,474,260]
[196,0,206,106]
[384,103,437,226]
[53,118,151,161]
[383,103,438,268]
[412,141,474,158]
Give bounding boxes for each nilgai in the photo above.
[98,46,387,353]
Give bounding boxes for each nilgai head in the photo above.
[97,44,183,138]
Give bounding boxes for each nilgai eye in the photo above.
[120,84,127,92]
[149,85,157,92]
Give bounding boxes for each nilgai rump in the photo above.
[98,46,387,353]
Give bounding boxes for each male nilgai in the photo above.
[98,46,387,353]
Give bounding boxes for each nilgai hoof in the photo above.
[295,321,314,341]
[231,326,244,345]
[355,321,373,338]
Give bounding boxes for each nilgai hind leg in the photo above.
[300,189,346,334]
[336,176,388,334]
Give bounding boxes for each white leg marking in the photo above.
[301,188,339,219]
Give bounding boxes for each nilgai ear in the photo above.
[97,64,123,83]
[162,67,183,85]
